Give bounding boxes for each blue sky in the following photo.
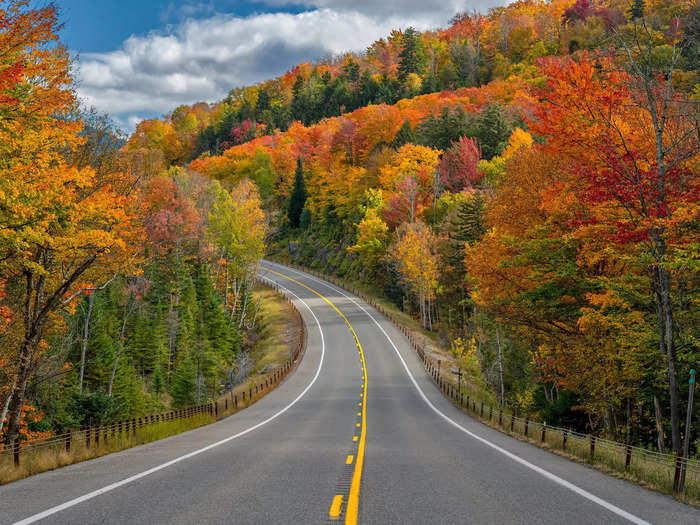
[57,1,305,53]
[54,0,505,132]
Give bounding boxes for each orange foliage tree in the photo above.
[0,1,141,448]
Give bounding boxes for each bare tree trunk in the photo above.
[654,395,665,453]
[247,295,262,329]
[496,324,505,406]
[78,291,95,394]
[0,376,17,438]
[655,264,681,453]
[229,278,241,325]
[108,299,134,397]
[224,257,229,309]
[238,287,249,329]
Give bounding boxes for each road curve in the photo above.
[0,262,698,524]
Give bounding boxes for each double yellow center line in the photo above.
[266,269,367,525]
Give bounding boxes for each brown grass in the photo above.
[0,282,304,486]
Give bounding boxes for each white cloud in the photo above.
[76,2,505,132]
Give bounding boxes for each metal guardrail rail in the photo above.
[281,261,699,498]
[1,276,306,475]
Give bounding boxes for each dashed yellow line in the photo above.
[329,494,344,519]
[267,269,367,525]
[346,455,354,464]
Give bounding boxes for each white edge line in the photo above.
[13,277,324,525]
[268,262,652,525]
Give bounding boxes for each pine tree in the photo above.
[287,157,307,229]
[628,0,644,20]
[475,104,511,160]
[398,27,425,81]
[416,106,474,151]
[445,194,486,274]
[392,120,417,147]
[171,352,197,407]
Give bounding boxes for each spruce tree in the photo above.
[446,194,486,272]
[416,106,473,151]
[475,104,511,160]
[628,0,644,20]
[392,120,417,147]
[398,27,425,81]
[287,157,307,229]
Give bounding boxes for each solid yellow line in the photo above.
[329,494,344,519]
[346,455,354,464]
[267,268,368,525]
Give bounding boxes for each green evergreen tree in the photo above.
[171,352,197,407]
[628,0,644,20]
[416,106,474,151]
[255,88,270,113]
[343,59,360,82]
[290,74,308,124]
[475,104,511,160]
[299,207,312,230]
[287,157,307,229]
[392,120,417,147]
[398,27,425,81]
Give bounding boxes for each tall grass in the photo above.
[279,260,700,506]
[0,279,305,486]
[0,414,214,485]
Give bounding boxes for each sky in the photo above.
[55,0,506,132]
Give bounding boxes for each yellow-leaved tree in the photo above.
[0,1,141,447]
[390,220,439,329]
[209,178,267,326]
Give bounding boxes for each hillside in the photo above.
[131,0,700,455]
[1,0,698,470]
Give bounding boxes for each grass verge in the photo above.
[274,259,700,506]
[0,280,304,486]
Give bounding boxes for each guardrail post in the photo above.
[95,426,100,446]
[489,406,493,421]
[66,429,72,453]
[234,394,238,408]
[541,424,546,443]
[480,402,484,418]
[511,414,515,432]
[589,435,596,459]
[225,398,228,411]
[86,426,91,448]
[215,401,219,418]
[524,418,529,437]
[625,443,632,470]
[563,429,568,450]
[498,410,503,426]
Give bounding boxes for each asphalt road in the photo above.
[1,261,698,525]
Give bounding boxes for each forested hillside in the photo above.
[0,2,267,451]
[129,0,700,456]
[1,0,699,463]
